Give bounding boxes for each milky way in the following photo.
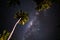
[23,12,40,40]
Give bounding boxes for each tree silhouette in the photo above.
[0,30,10,40]
[7,10,29,40]
[33,0,52,11]
[14,10,29,25]
[0,0,29,40]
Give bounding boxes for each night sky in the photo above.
[0,0,60,40]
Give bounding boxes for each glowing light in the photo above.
[29,21,33,26]
[36,12,39,15]
[28,20,33,28]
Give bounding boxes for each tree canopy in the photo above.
[14,10,29,25]
[33,0,59,11]
[0,30,10,40]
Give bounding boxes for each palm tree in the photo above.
[7,10,29,40]
[33,0,52,11]
[0,30,10,40]
[0,0,29,40]
[6,0,29,40]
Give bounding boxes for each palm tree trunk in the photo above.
[7,18,21,40]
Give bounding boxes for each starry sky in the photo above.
[0,0,60,40]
